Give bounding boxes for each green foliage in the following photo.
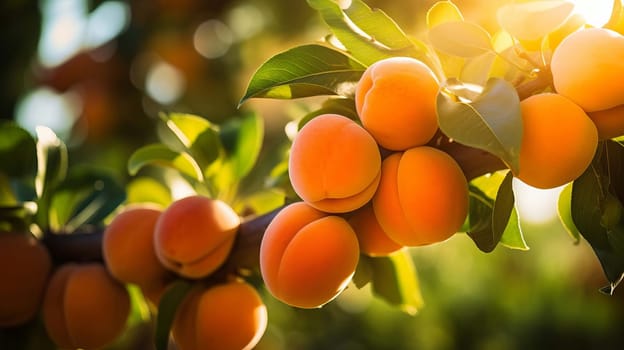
[154,280,194,350]
[496,1,575,41]
[0,121,37,179]
[428,21,493,58]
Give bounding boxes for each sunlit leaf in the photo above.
[369,250,423,315]
[154,280,194,350]
[426,1,463,28]
[428,21,493,57]
[298,97,358,129]
[460,51,497,85]
[35,126,68,198]
[307,0,434,68]
[0,122,37,178]
[548,13,585,50]
[162,113,222,172]
[500,207,529,250]
[497,1,575,41]
[220,112,264,180]
[240,44,366,103]
[437,78,522,173]
[605,0,624,35]
[128,144,204,182]
[126,177,172,207]
[557,183,581,243]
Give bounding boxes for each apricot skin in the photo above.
[42,263,130,350]
[154,196,240,279]
[172,281,268,350]
[355,56,440,150]
[516,93,598,189]
[551,28,624,112]
[0,232,52,327]
[348,204,403,257]
[587,104,624,140]
[260,202,360,308]
[289,114,381,213]
[373,147,468,246]
[103,206,171,290]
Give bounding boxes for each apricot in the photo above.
[289,114,381,213]
[587,104,624,140]
[0,232,52,327]
[103,205,171,290]
[516,93,598,189]
[154,195,240,279]
[373,146,468,246]
[551,28,624,112]
[42,263,130,349]
[355,56,440,150]
[347,203,403,257]
[172,281,268,350]
[260,202,360,308]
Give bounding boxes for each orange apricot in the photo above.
[551,28,624,112]
[154,196,240,279]
[347,204,403,257]
[516,93,598,189]
[0,232,52,327]
[373,146,468,246]
[355,56,440,150]
[42,263,130,349]
[103,205,172,290]
[587,104,624,140]
[289,114,381,213]
[172,281,267,350]
[260,202,360,308]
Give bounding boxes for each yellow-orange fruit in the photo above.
[551,28,624,112]
[154,196,240,279]
[42,263,130,349]
[260,202,360,308]
[355,56,440,150]
[289,114,381,213]
[0,232,51,327]
[348,204,403,257]
[587,104,624,140]
[516,93,598,189]
[103,205,171,290]
[373,147,468,246]
[172,281,268,350]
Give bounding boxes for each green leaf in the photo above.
[557,183,581,243]
[353,255,373,289]
[240,44,365,104]
[437,78,522,173]
[428,21,493,57]
[500,207,529,250]
[426,1,464,28]
[221,112,264,180]
[126,177,172,207]
[497,1,575,41]
[369,250,423,315]
[0,122,37,178]
[34,126,68,230]
[298,98,358,130]
[154,280,194,350]
[128,144,204,182]
[307,0,433,67]
[571,141,624,293]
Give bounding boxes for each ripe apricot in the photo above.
[172,281,268,350]
[516,93,598,189]
[551,28,624,112]
[355,56,440,150]
[373,146,468,246]
[289,114,381,213]
[42,263,130,349]
[260,202,360,308]
[154,196,240,279]
[0,232,52,327]
[103,205,171,290]
[587,104,624,140]
[347,204,403,257]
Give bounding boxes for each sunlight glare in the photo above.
[572,0,614,27]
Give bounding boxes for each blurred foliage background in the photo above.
[1,0,624,349]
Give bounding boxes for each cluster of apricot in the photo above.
[260,56,470,310]
[102,195,267,350]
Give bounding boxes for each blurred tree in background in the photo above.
[1,0,624,349]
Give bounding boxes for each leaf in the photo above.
[353,255,373,289]
[34,126,68,230]
[460,51,497,85]
[162,113,222,172]
[154,280,194,350]
[497,1,575,41]
[306,0,434,67]
[557,183,581,243]
[298,97,358,130]
[126,177,172,207]
[220,112,264,179]
[437,78,522,173]
[426,1,464,28]
[0,122,37,178]
[500,207,529,250]
[240,44,366,104]
[128,144,204,182]
[428,21,493,57]
[369,250,423,315]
